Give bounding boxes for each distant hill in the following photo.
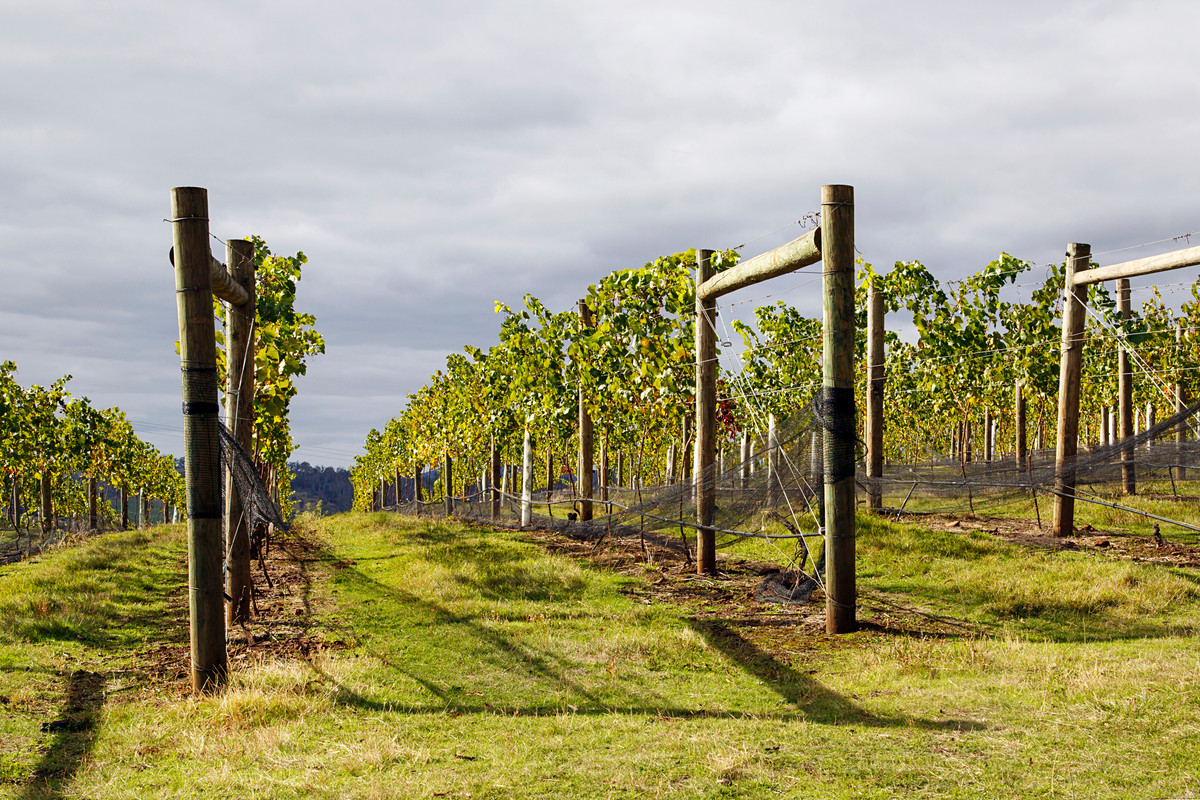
[290,461,353,516]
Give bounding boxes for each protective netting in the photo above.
[217,420,289,535]
[385,389,1200,586]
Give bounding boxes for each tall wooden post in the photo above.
[986,411,996,461]
[40,474,52,532]
[822,184,856,634]
[171,186,227,693]
[1177,324,1188,480]
[224,238,255,626]
[1053,243,1090,537]
[694,248,717,574]
[121,484,129,530]
[490,439,501,520]
[664,443,676,485]
[740,431,751,490]
[866,279,884,509]
[414,460,423,516]
[88,476,98,530]
[1015,380,1027,471]
[1146,402,1155,452]
[766,413,780,506]
[443,453,454,516]
[578,300,594,521]
[521,427,533,527]
[599,437,609,502]
[1117,278,1135,494]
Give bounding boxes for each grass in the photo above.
[4,512,1200,798]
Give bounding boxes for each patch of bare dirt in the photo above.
[134,524,348,691]
[912,512,1200,568]
[518,524,978,654]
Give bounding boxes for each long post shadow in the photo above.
[20,669,107,800]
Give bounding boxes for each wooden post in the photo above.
[1053,242,1090,537]
[1015,380,1027,472]
[984,410,995,462]
[224,238,255,626]
[665,443,676,485]
[766,413,780,506]
[140,488,149,529]
[521,427,532,527]
[694,247,717,574]
[414,460,423,516]
[170,186,227,692]
[600,436,609,503]
[1147,402,1155,452]
[811,425,825,530]
[490,439,501,520]
[578,300,594,521]
[1118,278,1135,494]
[1101,407,1110,448]
[681,413,692,484]
[822,184,856,634]
[1177,324,1188,480]
[866,279,884,510]
[443,452,454,516]
[740,431,751,490]
[88,476,98,531]
[120,484,129,530]
[39,473,52,532]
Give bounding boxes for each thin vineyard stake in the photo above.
[170,186,227,693]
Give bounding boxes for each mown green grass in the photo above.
[5,512,1200,798]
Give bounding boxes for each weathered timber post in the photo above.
[395,466,402,506]
[489,441,499,522]
[224,238,255,626]
[120,484,129,530]
[88,476,98,530]
[694,248,717,574]
[578,300,594,521]
[600,437,609,503]
[521,426,533,527]
[822,184,856,634]
[681,413,692,484]
[170,186,227,692]
[139,488,148,529]
[414,460,423,516]
[766,413,780,507]
[1053,242,1090,537]
[1117,278,1135,494]
[1015,380,1027,472]
[866,279,885,510]
[984,411,995,462]
[1101,407,1110,448]
[740,431,751,490]
[443,453,454,516]
[40,473,52,532]
[1177,324,1188,480]
[1146,402,1155,452]
[664,443,676,485]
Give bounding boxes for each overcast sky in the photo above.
[3,1,1199,468]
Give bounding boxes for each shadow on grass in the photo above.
[310,527,981,730]
[685,617,982,730]
[19,670,106,800]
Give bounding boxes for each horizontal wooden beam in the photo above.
[697,227,821,301]
[168,247,250,307]
[1075,244,1200,286]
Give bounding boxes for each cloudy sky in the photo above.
[3,0,1199,467]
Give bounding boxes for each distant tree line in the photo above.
[289,461,353,516]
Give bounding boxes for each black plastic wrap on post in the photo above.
[815,387,858,483]
[181,364,222,520]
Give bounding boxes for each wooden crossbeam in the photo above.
[696,228,821,301]
[1074,244,1200,286]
